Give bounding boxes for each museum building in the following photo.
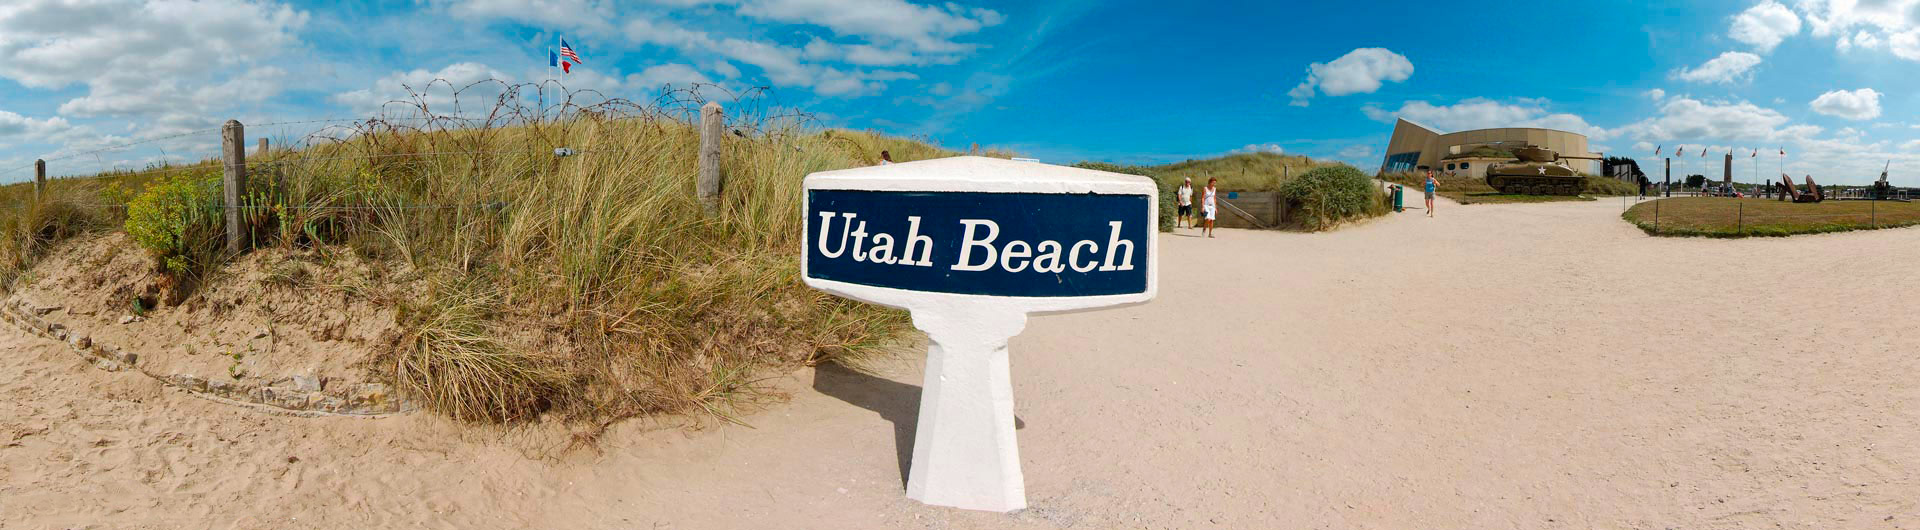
[1378,118,1602,178]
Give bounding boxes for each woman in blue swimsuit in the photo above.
[1423,170,1437,218]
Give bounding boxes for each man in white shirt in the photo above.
[1176,177,1194,229]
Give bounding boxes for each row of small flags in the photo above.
[1653,145,1784,157]
[549,37,585,73]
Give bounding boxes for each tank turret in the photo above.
[1484,145,1603,195]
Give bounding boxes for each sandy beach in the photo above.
[5,196,1918,529]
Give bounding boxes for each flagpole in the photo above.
[546,44,552,123]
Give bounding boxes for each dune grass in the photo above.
[0,98,949,424]
[1153,152,1339,192]
[1623,197,1920,237]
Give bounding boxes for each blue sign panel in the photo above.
[806,190,1150,297]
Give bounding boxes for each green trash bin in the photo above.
[1391,185,1404,212]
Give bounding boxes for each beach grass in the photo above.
[0,102,940,424]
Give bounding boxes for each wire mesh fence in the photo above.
[1623,196,1920,237]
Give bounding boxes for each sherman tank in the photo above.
[1483,146,1603,196]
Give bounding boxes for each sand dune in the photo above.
[4,197,1918,529]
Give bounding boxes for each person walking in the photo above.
[1201,177,1218,238]
[1424,170,1438,218]
[1176,177,1194,229]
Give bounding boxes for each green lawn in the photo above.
[1622,197,1920,237]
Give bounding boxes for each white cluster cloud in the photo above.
[1645,89,1667,101]
[1362,98,1609,139]
[332,62,515,115]
[627,64,714,90]
[439,0,618,35]
[1614,96,1796,142]
[1808,88,1882,120]
[734,0,1003,56]
[0,0,308,122]
[624,15,918,97]
[1671,51,1763,84]
[1231,143,1284,155]
[1287,48,1413,107]
[0,111,86,148]
[439,0,998,97]
[1729,1,1802,52]
[1798,0,1920,60]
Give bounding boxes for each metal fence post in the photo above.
[33,159,46,204]
[1654,199,1660,233]
[1737,202,1743,234]
[221,120,248,253]
[697,101,725,217]
[1872,199,1877,228]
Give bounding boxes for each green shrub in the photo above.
[1279,165,1387,230]
[124,171,226,280]
[1072,161,1174,232]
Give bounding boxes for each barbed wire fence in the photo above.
[3,78,829,230]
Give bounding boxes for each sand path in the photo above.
[4,197,1919,529]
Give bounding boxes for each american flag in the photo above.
[560,39,584,64]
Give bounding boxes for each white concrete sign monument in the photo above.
[802,156,1158,512]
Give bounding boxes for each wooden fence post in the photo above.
[222,120,248,253]
[256,137,269,158]
[33,159,45,204]
[697,102,725,217]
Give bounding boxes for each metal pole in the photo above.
[1737,202,1743,234]
[1654,199,1661,232]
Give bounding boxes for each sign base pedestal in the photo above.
[905,304,1029,513]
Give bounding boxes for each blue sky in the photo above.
[1,0,1916,184]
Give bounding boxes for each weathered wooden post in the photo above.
[697,102,725,217]
[33,159,46,203]
[256,137,269,158]
[221,120,248,253]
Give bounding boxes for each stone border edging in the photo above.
[2,298,408,417]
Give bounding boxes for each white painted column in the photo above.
[905,302,1029,512]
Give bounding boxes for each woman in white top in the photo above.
[1201,177,1218,238]
[1176,177,1194,229]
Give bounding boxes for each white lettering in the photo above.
[901,216,934,267]
[1000,240,1032,273]
[1098,221,1134,271]
[868,233,896,264]
[951,220,1000,271]
[1033,240,1065,273]
[1068,240,1099,272]
[815,211,854,258]
[849,221,870,262]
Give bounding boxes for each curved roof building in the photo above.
[1378,118,1602,177]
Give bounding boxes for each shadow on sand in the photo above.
[811,362,1023,487]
